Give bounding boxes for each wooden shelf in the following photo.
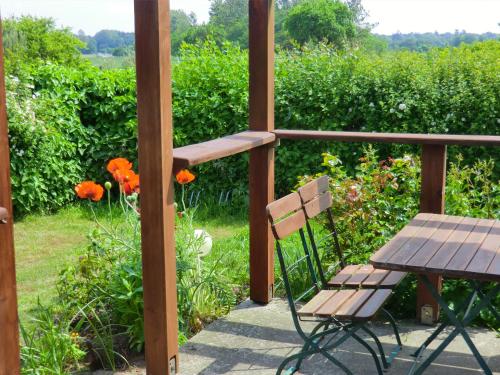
[274,129,500,146]
[173,131,276,171]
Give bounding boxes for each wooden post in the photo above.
[134,0,179,373]
[0,19,21,375]
[418,144,447,323]
[249,0,275,303]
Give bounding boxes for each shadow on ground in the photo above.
[93,299,500,375]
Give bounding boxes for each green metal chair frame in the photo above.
[297,176,403,364]
[267,192,401,375]
[297,175,406,290]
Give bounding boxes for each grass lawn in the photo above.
[15,203,249,324]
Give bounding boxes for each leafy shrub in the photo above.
[6,40,500,214]
[298,148,499,326]
[20,302,85,374]
[6,74,84,216]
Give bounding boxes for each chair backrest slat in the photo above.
[303,191,333,219]
[298,175,329,203]
[272,210,306,240]
[267,192,302,221]
[298,176,347,284]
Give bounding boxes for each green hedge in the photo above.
[6,40,499,214]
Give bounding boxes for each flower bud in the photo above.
[104,181,112,190]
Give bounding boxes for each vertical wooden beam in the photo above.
[134,1,178,373]
[0,18,21,375]
[249,0,275,303]
[418,144,447,323]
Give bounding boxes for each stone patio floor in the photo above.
[97,298,499,375]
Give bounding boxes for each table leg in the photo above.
[411,276,499,375]
[412,287,477,358]
[472,281,500,323]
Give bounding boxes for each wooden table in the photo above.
[370,213,500,375]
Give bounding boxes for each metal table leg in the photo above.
[410,275,500,375]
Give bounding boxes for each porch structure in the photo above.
[0,0,499,374]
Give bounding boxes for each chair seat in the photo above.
[328,264,406,288]
[298,289,392,321]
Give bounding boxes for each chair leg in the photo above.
[350,330,384,375]
[361,325,390,369]
[295,320,333,371]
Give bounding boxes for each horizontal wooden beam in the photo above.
[274,129,500,147]
[173,131,276,171]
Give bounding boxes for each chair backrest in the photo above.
[267,192,321,319]
[297,176,346,286]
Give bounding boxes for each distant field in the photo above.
[84,53,135,69]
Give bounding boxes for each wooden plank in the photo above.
[0,18,21,374]
[336,289,375,318]
[315,289,356,317]
[386,215,444,266]
[467,220,500,276]
[272,210,306,240]
[355,289,392,320]
[343,265,375,287]
[362,269,392,287]
[298,176,330,203]
[266,192,301,222]
[274,129,500,147]
[445,218,495,272]
[302,191,332,219]
[298,290,337,317]
[379,271,407,287]
[173,131,275,172]
[370,213,432,264]
[328,264,362,286]
[486,236,500,278]
[406,215,464,269]
[426,217,480,270]
[249,0,275,304]
[134,1,178,373]
[417,145,447,323]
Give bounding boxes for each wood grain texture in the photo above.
[173,131,275,172]
[297,175,329,203]
[249,0,275,304]
[266,192,301,222]
[0,19,21,375]
[370,215,500,282]
[274,129,500,146]
[134,0,178,373]
[417,144,447,322]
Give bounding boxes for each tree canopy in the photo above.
[285,0,357,47]
[3,16,85,71]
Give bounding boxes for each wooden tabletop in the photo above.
[370,213,500,282]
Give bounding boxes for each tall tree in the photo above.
[285,0,357,47]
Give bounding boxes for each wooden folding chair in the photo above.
[297,175,407,290]
[267,192,401,375]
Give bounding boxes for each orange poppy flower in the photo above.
[75,181,104,202]
[124,174,140,195]
[113,168,137,185]
[176,169,195,184]
[107,158,132,174]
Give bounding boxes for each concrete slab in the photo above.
[95,299,500,375]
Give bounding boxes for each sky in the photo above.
[0,0,498,36]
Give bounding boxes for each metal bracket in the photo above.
[420,305,434,325]
[169,356,177,374]
[0,207,8,224]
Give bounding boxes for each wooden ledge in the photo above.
[274,129,500,147]
[173,131,276,171]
